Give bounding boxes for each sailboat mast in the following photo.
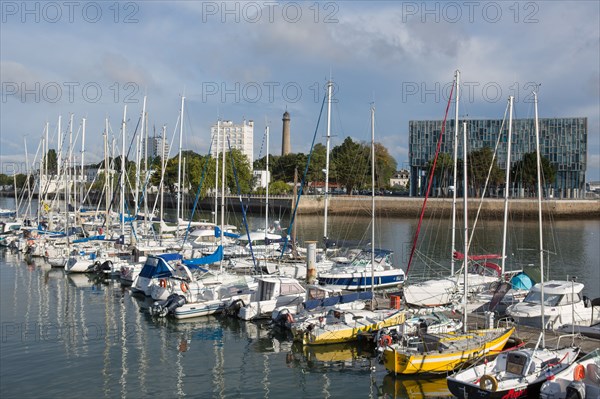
[81,117,86,209]
[214,120,220,226]
[219,121,227,272]
[451,69,460,275]
[323,80,332,241]
[265,125,270,236]
[160,125,166,238]
[534,91,545,346]
[121,105,127,236]
[370,105,376,297]
[176,96,185,237]
[104,119,109,227]
[501,97,514,274]
[462,121,468,333]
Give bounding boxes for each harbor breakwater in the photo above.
[4,191,599,219]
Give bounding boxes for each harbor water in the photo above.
[1,197,599,398]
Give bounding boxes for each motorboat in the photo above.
[540,348,600,399]
[447,338,579,398]
[236,276,306,321]
[291,307,407,345]
[317,249,405,291]
[506,280,600,330]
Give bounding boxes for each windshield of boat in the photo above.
[523,291,562,306]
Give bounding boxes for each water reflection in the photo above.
[379,374,452,399]
[287,341,377,372]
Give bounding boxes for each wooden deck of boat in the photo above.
[368,296,600,355]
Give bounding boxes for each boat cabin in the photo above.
[254,277,305,302]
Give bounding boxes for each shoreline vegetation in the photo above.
[2,191,599,220]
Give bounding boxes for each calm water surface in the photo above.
[1,197,599,398]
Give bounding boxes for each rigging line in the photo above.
[406,78,455,276]
[180,143,213,250]
[280,90,328,258]
[466,102,510,257]
[226,135,258,271]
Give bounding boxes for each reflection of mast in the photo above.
[262,353,270,398]
[212,339,225,398]
[120,291,129,398]
[135,294,148,396]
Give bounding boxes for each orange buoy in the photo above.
[181,282,189,293]
[159,279,167,288]
[573,364,585,381]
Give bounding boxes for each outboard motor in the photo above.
[149,294,186,317]
[225,299,245,317]
[566,381,586,399]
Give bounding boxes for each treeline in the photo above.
[426,148,556,196]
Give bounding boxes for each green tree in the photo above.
[374,143,397,190]
[468,147,503,197]
[269,180,292,195]
[331,137,369,194]
[512,152,556,195]
[44,149,58,174]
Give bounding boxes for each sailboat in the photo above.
[403,71,510,308]
[317,104,405,291]
[446,91,580,398]
[381,118,514,375]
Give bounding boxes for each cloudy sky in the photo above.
[1,1,599,180]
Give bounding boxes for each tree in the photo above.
[331,137,369,194]
[269,180,292,195]
[512,152,556,195]
[374,143,397,190]
[44,149,57,174]
[467,147,503,197]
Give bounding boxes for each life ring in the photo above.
[159,279,167,288]
[181,282,189,293]
[573,364,586,381]
[379,334,393,348]
[479,374,498,392]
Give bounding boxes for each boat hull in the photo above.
[383,327,514,375]
[318,270,404,291]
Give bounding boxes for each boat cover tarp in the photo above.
[453,251,502,260]
[183,245,222,267]
[72,235,106,243]
[358,291,374,300]
[214,226,240,239]
[340,292,360,303]
[510,272,534,290]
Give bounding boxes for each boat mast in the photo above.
[265,124,270,237]
[462,121,468,333]
[81,117,86,210]
[214,120,220,226]
[501,97,514,274]
[323,80,332,242]
[534,91,545,347]
[219,119,227,272]
[120,106,127,236]
[176,96,185,237]
[370,104,376,298]
[160,125,166,240]
[451,69,460,276]
[103,119,110,230]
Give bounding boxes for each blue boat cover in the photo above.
[358,291,374,300]
[303,299,322,311]
[158,253,184,262]
[183,245,223,267]
[322,296,341,307]
[340,292,360,303]
[214,227,240,239]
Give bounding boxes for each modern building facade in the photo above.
[210,120,254,166]
[409,117,587,198]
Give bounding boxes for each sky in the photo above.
[1,1,599,180]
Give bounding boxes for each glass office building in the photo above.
[409,117,587,198]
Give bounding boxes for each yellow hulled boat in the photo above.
[292,308,407,345]
[382,326,515,374]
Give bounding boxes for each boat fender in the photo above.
[573,364,585,381]
[181,282,189,293]
[159,279,167,288]
[379,334,392,348]
[479,374,498,392]
[565,381,586,399]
